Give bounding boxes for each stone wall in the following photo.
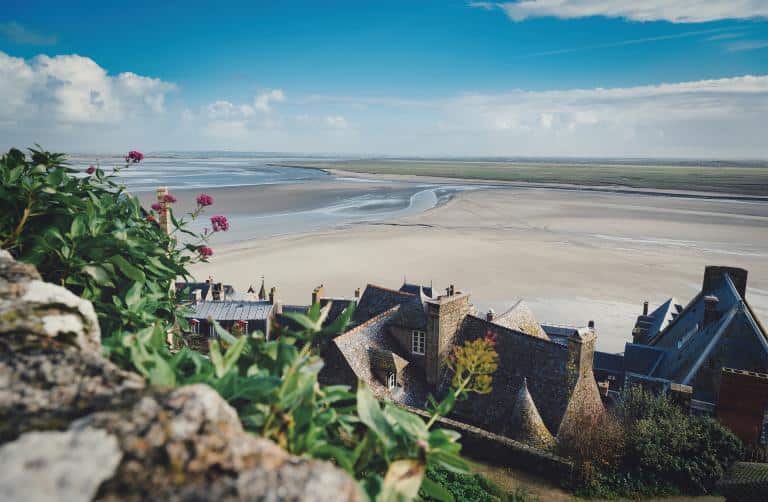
[402,405,574,485]
[0,251,361,502]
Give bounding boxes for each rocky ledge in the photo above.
[0,250,361,501]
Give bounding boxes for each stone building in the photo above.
[593,266,768,444]
[321,281,604,447]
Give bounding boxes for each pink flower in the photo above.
[210,215,230,232]
[163,194,177,203]
[146,214,156,223]
[86,165,96,175]
[196,193,214,207]
[199,246,214,258]
[151,202,163,211]
[126,150,144,163]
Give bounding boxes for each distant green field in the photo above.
[284,160,768,196]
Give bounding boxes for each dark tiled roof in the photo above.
[399,282,433,298]
[369,348,409,374]
[319,298,355,331]
[623,343,666,375]
[594,351,624,372]
[333,306,428,407]
[508,379,555,450]
[175,282,210,302]
[353,284,417,324]
[390,297,427,330]
[186,301,273,321]
[492,300,548,340]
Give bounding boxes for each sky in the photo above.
[1,1,767,158]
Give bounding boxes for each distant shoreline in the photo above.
[268,162,768,202]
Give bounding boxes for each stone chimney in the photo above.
[643,301,649,316]
[704,295,720,326]
[155,187,171,235]
[269,286,277,304]
[486,308,495,322]
[566,326,597,391]
[703,266,748,298]
[311,284,325,305]
[425,291,472,386]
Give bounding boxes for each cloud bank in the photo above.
[0,51,766,157]
[472,1,768,23]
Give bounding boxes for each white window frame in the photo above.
[411,330,425,355]
[190,319,199,334]
[387,372,397,390]
[209,323,216,338]
[238,320,249,334]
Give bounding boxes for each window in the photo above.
[411,330,425,355]
[209,323,216,338]
[387,372,397,390]
[190,319,199,334]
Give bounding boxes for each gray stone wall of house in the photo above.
[425,293,472,386]
[389,325,426,368]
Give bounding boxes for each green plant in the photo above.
[568,387,743,498]
[420,465,535,502]
[0,147,216,355]
[1,146,501,502]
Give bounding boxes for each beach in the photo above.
[153,171,768,354]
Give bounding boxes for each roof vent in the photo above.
[486,308,496,322]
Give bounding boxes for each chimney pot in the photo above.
[486,308,496,322]
[643,301,649,316]
[269,286,277,304]
[588,320,595,329]
[354,287,361,299]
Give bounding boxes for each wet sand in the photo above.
[184,175,768,353]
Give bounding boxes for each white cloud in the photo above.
[0,51,175,126]
[474,1,768,23]
[725,39,768,51]
[253,89,285,112]
[0,21,57,45]
[325,115,348,128]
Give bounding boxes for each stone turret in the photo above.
[508,378,555,450]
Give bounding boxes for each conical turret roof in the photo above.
[258,277,267,301]
[509,378,555,450]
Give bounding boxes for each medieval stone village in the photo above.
[176,239,768,499]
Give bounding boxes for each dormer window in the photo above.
[411,330,425,355]
[387,372,397,390]
[190,318,200,334]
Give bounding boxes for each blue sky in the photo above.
[1,1,767,157]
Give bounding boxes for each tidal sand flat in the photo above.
[186,179,768,353]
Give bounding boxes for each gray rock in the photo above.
[74,384,362,501]
[0,427,122,502]
[0,259,101,353]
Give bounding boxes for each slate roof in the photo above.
[632,298,682,343]
[369,348,409,374]
[333,305,428,407]
[175,282,210,302]
[353,284,418,324]
[508,378,556,450]
[623,343,666,375]
[493,300,549,340]
[187,300,273,321]
[390,296,428,330]
[399,282,433,298]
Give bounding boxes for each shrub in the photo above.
[569,387,743,498]
[420,465,536,502]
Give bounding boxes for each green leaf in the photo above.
[429,451,470,475]
[125,281,142,308]
[356,381,396,450]
[381,459,425,501]
[385,404,428,440]
[419,476,454,502]
[70,215,87,238]
[111,255,146,282]
[83,265,114,287]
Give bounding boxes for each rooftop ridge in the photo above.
[467,314,564,348]
[365,284,417,297]
[336,305,402,341]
